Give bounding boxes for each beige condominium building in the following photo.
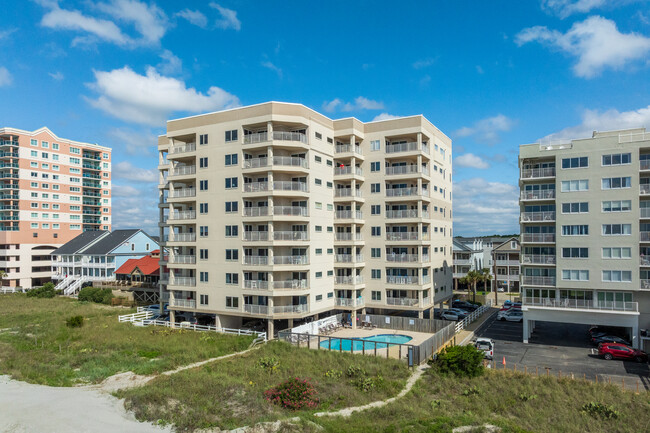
[519,128,650,349]
[158,102,453,335]
[0,127,112,289]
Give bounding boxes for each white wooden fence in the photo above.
[455,300,493,333]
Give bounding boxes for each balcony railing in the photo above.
[169,276,196,286]
[171,165,196,176]
[273,181,308,192]
[521,167,555,179]
[521,233,555,243]
[641,231,650,242]
[169,210,196,220]
[522,297,638,312]
[641,257,650,266]
[273,279,308,289]
[170,188,196,198]
[334,166,363,176]
[243,156,308,169]
[521,276,556,286]
[640,208,650,218]
[273,131,307,143]
[169,233,196,242]
[336,297,365,307]
[386,276,420,285]
[243,256,269,265]
[521,254,556,265]
[334,189,362,198]
[244,280,269,290]
[169,143,196,154]
[335,144,362,155]
[335,254,353,263]
[170,298,196,309]
[385,209,419,219]
[495,259,520,266]
[385,165,429,176]
[244,304,269,315]
[273,255,309,265]
[273,304,309,314]
[641,279,650,290]
[335,210,363,219]
[386,253,420,263]
[335,275,364,285]
[386,187,428,198]
[521,211,555,222]
[385,142,428,154]
[334,232,363,241]
[243,207,270,217]
[168,255,196,264]
[385,232,430,241]
[520,190,556,201]
[273,231,308,241]
[386,297,419,306]
[272,205,309,216]
[243,182,270,192]
[641,184,650,195]
[243,132,268,144]
[640,160,650,171]
[243,231,269,241]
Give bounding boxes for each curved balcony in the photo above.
[385,188,429,199]
[243,156,308,171]
[386,254,427,263]
[242,206,308,218]
[386,275,430,285]
[243,181,308,195]
[520,167,555,179]
[385,165,429,176]
[168,255,196,265]
[385,232,430,241]
[168,210,196,221]
[520,190,556,201]
[520,211,555,223]
[334,210,363,220]
[385,142,429,154]
[521,233,555,243]
[521,254,556,265]
[242,131,308,147]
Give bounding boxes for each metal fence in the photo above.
[361,314,450,334]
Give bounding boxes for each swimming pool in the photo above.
[319,334,413,351]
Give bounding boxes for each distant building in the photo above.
[452,236,514,291]
[0,127,112,289]
[51,229,158,294]
[492,237,520,293]
[114,249,165,304]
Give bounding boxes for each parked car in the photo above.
[503,300,513,308]
[176,314,198,325]
[474,338,494,360]
[452,300,478,311]
[449,308,471,319]
[242,320,266,332]
[440,310,461,321]
[591,335,631,346]
[598,343,648,362]
[497,309,523,322]
[588,325,626,338]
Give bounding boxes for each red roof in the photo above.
[115,255,160,276]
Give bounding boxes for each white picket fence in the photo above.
[455,300,493,333]
[118,310,154,323]
[0,287,26,294]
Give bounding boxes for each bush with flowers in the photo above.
[263,377,319,410]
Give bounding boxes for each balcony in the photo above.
[386,254,421,263]
[641,279,650,290]
[334,233,363,241]
[273,304,309,314]
[495,259,520,266]
[334,189,362,198]
[273,231,308,241]
[520,167,555,179]
[243,256,269,266]
[169,188,196,198]
[168,255,196,264]
[385,165,429,176]
[521,233,555,243]
[243,231,269,241]
[243,207,270,217]
[454,258,471,265]
[335,254,353,263]
[244,304,269,314]
[335,210,363,220]
[82,153,101,161]
[243,156,308,169]
[385,209,420,219]
[520,190,556,201]
[521,254,556,265]
[641,257,650,266]
[273,255,309,265]
[520,211,555,222]
[169,143,196,154]
[385,142,428,154]
[641,160,650,171]
[170,165,196,176]
[523,297,638,313]
[386,297,419,306]
[243,131,307,144]
[243,206,308,217]
[334,166,363,176]
[521,276,556,286]
[244,280,269,290]
[641,232,650,242]
[82,163,101,171]
[169,210,196,221]
[386,187,429,198]
[334,144,362,155]
[335,275,364,285]
[169,233,196,242]
[273,279,308,289]
[641,184,650,195]
[168,276,196,287]
[386,276,423,285]
[336,297,365,307]
[386,232,430,241]
[243,181,308,193]
[640,208,650,218]
[170,298,196,309]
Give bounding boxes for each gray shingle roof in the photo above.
[52,231,109,255]
[81,229,142,255]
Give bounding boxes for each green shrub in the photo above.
[66,315,84,328]
[264,377,319,410]
[352,376,375,392]
[323,369,342,379]
[434,345,484,378]
[346,365,366,377]
[257,356,280,374]
[519,393,538,401]
[461,385,481,396]
[78,287,113,304]
[26,282,56,298]
[581,402,619,420]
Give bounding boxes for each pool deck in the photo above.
[327,327,433,346]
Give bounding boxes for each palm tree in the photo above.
[478,268,492,296]
[463,270,481,302]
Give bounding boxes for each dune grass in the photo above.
[117,340,411,432]
[0,294,253,386]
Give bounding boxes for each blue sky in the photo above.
[2,0,650,236]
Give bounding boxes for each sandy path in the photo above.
[0,375,171,433]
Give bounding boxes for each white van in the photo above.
[474,338,494,360]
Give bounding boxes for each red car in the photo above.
[598,343,648,363]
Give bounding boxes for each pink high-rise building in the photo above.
[0,127,112,289]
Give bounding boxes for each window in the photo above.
[200,226,209,237]
[371,205,380,215]
[30,162,37,168]
[200,203,208,214]
[53,224,59,229]
[315,225,322,232]
[200,157,208,168]
[371,248,381,258]
[200,180,208,190]
[602,200,631,212]
[316,272,322,278]
[561,270,589,281]
[327,226,333,232]
[371,291,382,301]
[602,270,632,282]
[602,247,631,259]
[225,249,238,260]
[327,270,333,276]
[52,154,59,161]
[371,140,380,151]
[30,150,37,157]
[326,204,333,211]
[226,273,239,284]
[52,165,59,171]
[602,177,631,190]
[52,143,59,150]
[326,160,333,167]
[315,248,322,255]
[371,226,381,236]
[561,157,588,169]
[41,152,48,159]
[602,224,631,235]
[326,181,332,188]
[199,134,208,145]
[371,269,381,279]
[30,139,37,146]
[41,141,49,148]
[31,223,38,229]
[561,202,588,213]
[200,294,209,305]
[314,155,322,163]
[225,177,237,188]
[561,180,588,192]
[315,132,322,140]
[562,248,588,258]
[225,225,238,237]
[70,168,80,174]
[316,294,323,301]
[602,153,631,166]
[327,248,333,254]
[327,137,333,144]
[371,183,380,193]
[225,201,238,212]
[200,249,209,259]
[370,162,380,172]
[225,154,238,166]
[315,178,322,186]
[200,272,209,282]
[225,130,238,142]
[226,296,238,308]
[327,291,334,298]
[562,225,589,236]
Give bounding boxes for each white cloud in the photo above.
[112,184,140,197]
[175,9,208,28]
[455,153,490,169]
[261,61,282,78]
[96,0,168,45]
[454,114,515,144]
[542,104,650,140]
[156,49,182,75]
[323,96,385,113]
[372,113,401,122]
[111,191,159,234]
[0,67,12,87]
[453,177,520,235]
[541,0,607,19]
[87,66,240,126]
[210,3,241,30]
[0,28,17,40]
[516,16,650,78]
[412,58,436,69]
[108,127,156,156]
[41,7,131,46]
[353,96,384,110]
[476,65,484,74]
[322,98,341,113]
[48,71,64,81]
[113,161,158,182]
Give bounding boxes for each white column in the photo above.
[523,319,529,344]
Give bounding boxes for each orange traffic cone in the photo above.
[502,356,506,366]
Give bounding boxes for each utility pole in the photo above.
[492,248,498,306]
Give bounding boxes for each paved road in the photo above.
[475,315,650,390]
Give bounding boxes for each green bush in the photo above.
[257,356,280,374]
[581,402,619,420]
[26,282,56,298]
[346,365,366,377]
[66,315,84,328]
[433,345,484,378]
[78,287,113,304]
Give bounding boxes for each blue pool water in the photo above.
[319,334,413,351]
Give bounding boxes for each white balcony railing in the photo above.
[521,254,556,265]
[170,165,196,176]
[521,167,555,179]
[243,182,270,192]
[273,231,308,241]
[243,207,270,217]
[334,144,362,155]
[170,298,196,308]
[385,142,428,154]
[495,259,520,266]
[386,297,419,306]
[520,190,556,200]
[273,181,308,192]
[521,233,555,243]
[243,231,270,241]
[243,256,269,265]
[386,253,420,263]
[641,184,650,195]
[335,254,353,263]
[244,280,269,290]
[168,255,196,264]
[169,276,196,286]
[169,188,196,198]
[243,156,308,169]
[272,206,309,216]
[335,297,365,307]
[334,232,363,241]
[640,160,650,171]
[522,297,638,312]
[272,255,308,265]
[335,275,364,285]
[244,304,269,314]
[169,233,196,242]
[334,166,363,176]
[386,187,428,198]
[169,143,196,154]
[521,276,556,286]
[273,304,309,314]
[385,209,419,219]
[273,131,307,143]
[335,210,363,220]
[385,165,429,176]
[386,276,420,285]
[334,188,362,198]
[641,279,650,290]
[273,279,308,289]
[169,210,196,220]
[521,211,555,222]
[385,232,430,241]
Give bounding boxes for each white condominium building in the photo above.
[519,128,650,349]
[158,102,453,335]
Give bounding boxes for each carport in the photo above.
[523,306,640,348]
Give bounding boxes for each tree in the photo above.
[0,270,7,287]
[478,268,492,292]
[462,270,481,302]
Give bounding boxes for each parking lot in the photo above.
[475,314,650,390]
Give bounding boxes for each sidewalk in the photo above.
[455,307,499,346]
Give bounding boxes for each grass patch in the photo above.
[117,341,411,432]
[0,294,253,386]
